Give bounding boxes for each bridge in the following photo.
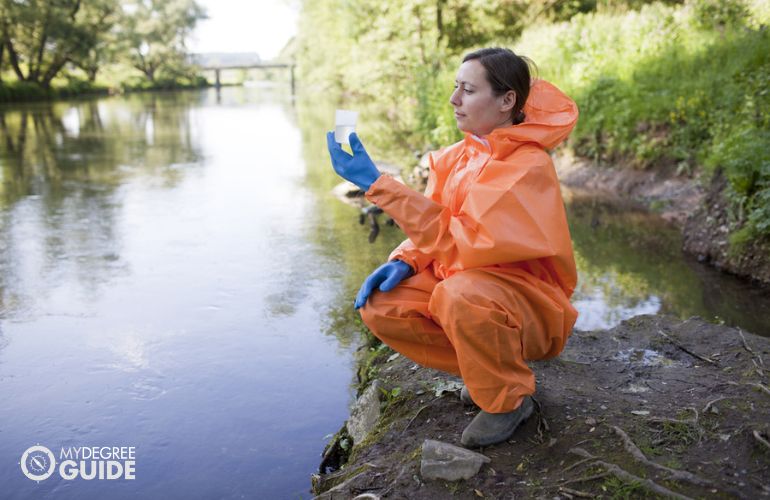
[191,53,295,94]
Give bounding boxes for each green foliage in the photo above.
[294,0,652,156]
[0,0,206,95]
[690,0,750,29]
[0,81,49,101]
[517,0,770,243]
[380,386,402,405]
[0,0,121,87]
[600,477,649,499]
[122,0,206,83]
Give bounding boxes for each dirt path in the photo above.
[313,315,770,499]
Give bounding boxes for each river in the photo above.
[1,85,768,499]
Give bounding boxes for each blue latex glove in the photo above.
[354,260,414,309]
[327,131,381,191]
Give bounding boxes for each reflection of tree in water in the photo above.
[684,256,770,336]
[0,93,202,317]
[568,191,701,325]
[567,189,770,335]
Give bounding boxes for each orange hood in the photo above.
[472,79,579,159]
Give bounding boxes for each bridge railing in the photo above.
[199,63,296,94]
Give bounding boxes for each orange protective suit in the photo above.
[360,79,579,413]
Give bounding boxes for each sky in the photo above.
[189,0,299,60]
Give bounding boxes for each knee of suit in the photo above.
[428,272,516,326]
[358,303,381,334]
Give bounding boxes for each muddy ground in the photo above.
[312,315,770,499]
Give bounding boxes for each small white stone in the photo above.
[420,440,491,481]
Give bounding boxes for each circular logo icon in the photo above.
[20,445,56,482]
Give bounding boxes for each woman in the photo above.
[327,47,579,448]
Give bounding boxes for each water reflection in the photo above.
[0,95,203,320]
[567,189,770,335]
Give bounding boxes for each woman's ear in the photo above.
[500,90,516,113]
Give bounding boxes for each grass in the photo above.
[601,477,651,499]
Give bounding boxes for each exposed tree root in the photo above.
[400,397,439,436]
[657,330,716,365]
[610,425,713,488]
[563,456,595,473]
[558,470,611,487]
[738,327,765,371]
[648,406,699,426]
[569,448,695,500]
[702,396,729,414]
[727,380,770,397]
[558,485,595,498]
[753,430,770,451]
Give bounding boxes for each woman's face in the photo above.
[449,60,515,137]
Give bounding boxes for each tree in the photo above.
[121,0,206,82]
[69,1,123,83]
[1,0,121,88]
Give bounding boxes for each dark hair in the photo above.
[462,47,537,125]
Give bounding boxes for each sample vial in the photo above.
[334,109,358,145]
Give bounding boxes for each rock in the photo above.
[374,161,403,177]
[420,439,491,481]
[347,380,381,444]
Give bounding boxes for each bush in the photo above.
[0,80,49,102]
[689,0,751,30]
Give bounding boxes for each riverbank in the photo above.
[312,314,770,499]
[0,78,209,104]
[554,152,770,286]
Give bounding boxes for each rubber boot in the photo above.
[460,396,534,448]
[460,386,477,407]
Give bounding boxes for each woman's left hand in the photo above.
[326,131,381,191]
[354,259,414,309]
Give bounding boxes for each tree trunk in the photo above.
[5,39,26,81]
[436,0,446,42]
[30,10,51,83]
[0,38,5,83]
[41,56,69,89]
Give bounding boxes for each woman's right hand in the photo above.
[354,260,414,309]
